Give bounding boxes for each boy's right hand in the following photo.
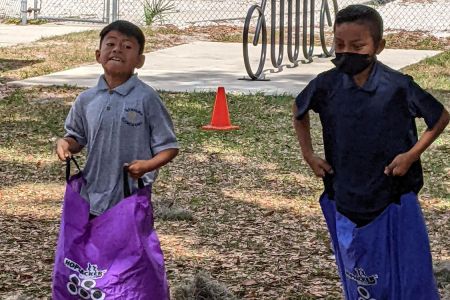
[56,138,72,161]
[304,154,334,178]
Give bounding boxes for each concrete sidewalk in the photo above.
[10,42,440,95]
[0,23,100,47]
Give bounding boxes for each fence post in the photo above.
[106,0,111,22]
[33,0,39,19]
[112,0,118,22]
[20,0,27,25]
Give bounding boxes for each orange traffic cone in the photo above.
[202,87,239,131]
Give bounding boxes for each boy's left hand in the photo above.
[384,152,417,176]
[126,160,151,179]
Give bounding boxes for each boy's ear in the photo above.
[376,39,386,55]
[136,54,145,69]
[95,49,101,63]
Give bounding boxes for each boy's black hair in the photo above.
[99,20,145,54]
[334,4,384,44]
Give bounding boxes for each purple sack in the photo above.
[52,158,170,300]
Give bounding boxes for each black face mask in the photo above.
[331,52,375,76]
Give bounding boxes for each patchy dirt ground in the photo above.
[0,85,449,299]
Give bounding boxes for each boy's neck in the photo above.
[352,62,375,88]
[104,73,133,90]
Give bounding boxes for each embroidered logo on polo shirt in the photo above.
[122,108,143,127]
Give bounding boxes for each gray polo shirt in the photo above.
[65,74,178,215]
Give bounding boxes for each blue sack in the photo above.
[320,192,439,300]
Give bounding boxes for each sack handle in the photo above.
[123,166,145,198]
[66,156,81,182]
[65,157,143,197]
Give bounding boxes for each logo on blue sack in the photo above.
[346,268,378,300]
[64,258,107,300]
[345,268,378,285]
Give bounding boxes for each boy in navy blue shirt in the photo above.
[56,20,179,216]
[293,4,448,299]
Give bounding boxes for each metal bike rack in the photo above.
[243,0,338,80]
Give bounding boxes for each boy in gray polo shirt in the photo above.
[56,20,179,216]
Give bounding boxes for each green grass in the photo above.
[0,30,99,83]
[404,50,450,91]
[1,17,49,25]
[403,52,449,200]
[0,27,176,83]
[385,31,450,51]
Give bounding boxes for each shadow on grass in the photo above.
[0,58,44,72]
[0,158,64,189]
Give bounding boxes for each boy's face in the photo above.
[334,22,384,56]
[96,30,145,79]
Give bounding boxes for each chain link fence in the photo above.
[35,0,108,23]
[0,0,448,33]
[133,0,449,33]
[0,0,20,18]
[0,0,109,22]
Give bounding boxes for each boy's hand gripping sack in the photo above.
[52,158,170,300]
